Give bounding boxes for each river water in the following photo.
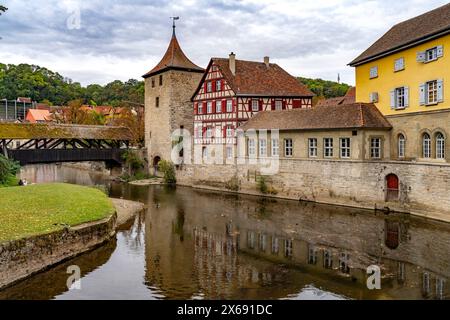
[0,164,448,300]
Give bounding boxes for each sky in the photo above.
[0,0,449,86]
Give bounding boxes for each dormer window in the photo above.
[216,80,222,91]
[252,100,259,112]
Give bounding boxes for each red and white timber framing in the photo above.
[193,62,313,145]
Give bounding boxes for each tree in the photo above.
[298,77,350,99]
[0,5,7,15]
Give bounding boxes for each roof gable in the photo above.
[350,3,450,66]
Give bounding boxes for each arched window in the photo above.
[398,134,405,158]
[436,132,445,159]
[423,133,431,158]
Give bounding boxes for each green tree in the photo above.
[298,77,350,99]
[0,5,7,15]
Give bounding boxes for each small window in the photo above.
[155,97,160,108]
[340,138,351,158]
[151,78,155,88]
[308,138,318,158]
[207,82,212,93]
[370,138,382,159]
[206,127,213,138]
[216,80,222,91]
[159,75,163,86]
[252,100,259,112]
[202,146,208,159]
[207,101,212,114]
[284,139,293,157]
[226,146,233,159]
[370,66,378,79]
[226,126,233,138]
[436,132,445,159]
[324,251,333,269]
[423,133,431,158]
[248,139,256,157]
[216,101,222,113]
[426,80,438,104]
[259,234,267,252]
[226,100,233,113]
[284,239,293,258]
[398,134,406,158]
[271,139,279,157]
[271,237,279,255]
[394,58,405,72]
[308,246,317,265]
[324,138,333,157]
[395,87,406,109]
[259,139,267,157]
[198,102,203,114]
[275,100,282,111]
[425,47,438,62]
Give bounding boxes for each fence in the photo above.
[0,100,34,121]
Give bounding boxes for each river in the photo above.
[0,163,448,300]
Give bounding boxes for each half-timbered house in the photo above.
[191,53,314,154]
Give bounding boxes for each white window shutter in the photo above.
[419,83,426,105]
[437,79,444,102]
[417,51,426,63]
[404,87,410,107]
[437,45,444,58]
[390,90,396,109]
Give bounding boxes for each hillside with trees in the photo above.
[298,77,351,99]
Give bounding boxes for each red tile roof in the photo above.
[210,58,313,97]
[143,34,204,78]
[25,109,52,123]
[350,3,450,66]
[316,87,356,107]
[240,103,392,131]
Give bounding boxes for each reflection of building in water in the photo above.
[143,187,449,300]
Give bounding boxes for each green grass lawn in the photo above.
[0,183,115,243]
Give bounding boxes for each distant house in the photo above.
[316,87,356,107]
[25,109,52,123]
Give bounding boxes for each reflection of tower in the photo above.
[143,18,204,168]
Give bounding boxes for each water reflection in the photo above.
[0,164,448,300]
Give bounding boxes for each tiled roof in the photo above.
[350,3,450,66]
[212,58,314,97]
[26,109,52,122]
[240,103,392,131]
[143,34,204,78]
[316,87,356,107]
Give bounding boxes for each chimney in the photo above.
[264,56,270,68]
[229,52,236,75]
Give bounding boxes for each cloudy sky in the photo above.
[0,0,448,86]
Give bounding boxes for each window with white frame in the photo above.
[308,138,318,157]
[207,101,213,114]
[207,81,212,93]
[370,66,378,79]
[248,139,256,157]
[226,146,233,159]
[198,102,203,114]
[340,138,351,158]
[394,58,405,72]
[426,47,438,62]
[252,100,259,112]
[395,87,406,109]
[284,139,293,157]
[275,100,282,110]
[271,139,279,156]
[370,138,381,159]
[398,134,406,158]
[284,239,293,258]
[271,237,279,254]
[436,132,445,159]
[426,80,438,104]
[226,126,233,138]
[423,133,431,158]
[226,100,233,113]
[216,80,222,91]
[259,139,267,157]
[206,127,213,138]
[324,138,333,157]
[216,100,222,113]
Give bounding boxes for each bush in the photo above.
[257,176,278,195]
[122,150,144,173]
[225,176,240,191]
[0,155,20,186]
[158,160,176,184]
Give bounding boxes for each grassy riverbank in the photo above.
[0,183,115,243]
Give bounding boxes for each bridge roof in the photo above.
[0,123,133,140]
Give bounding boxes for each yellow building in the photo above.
[350,4,450,162]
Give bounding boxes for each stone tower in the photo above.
[143,23,204,171]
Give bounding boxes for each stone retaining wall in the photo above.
[176,159,450,222]
[0,213,116,290]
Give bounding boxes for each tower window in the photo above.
[155,97,160,108]
[159,75,163,86]
[151,78,155,88]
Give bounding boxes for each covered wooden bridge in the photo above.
[0,123,132,165]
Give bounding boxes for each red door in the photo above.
[386,174,399,201]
